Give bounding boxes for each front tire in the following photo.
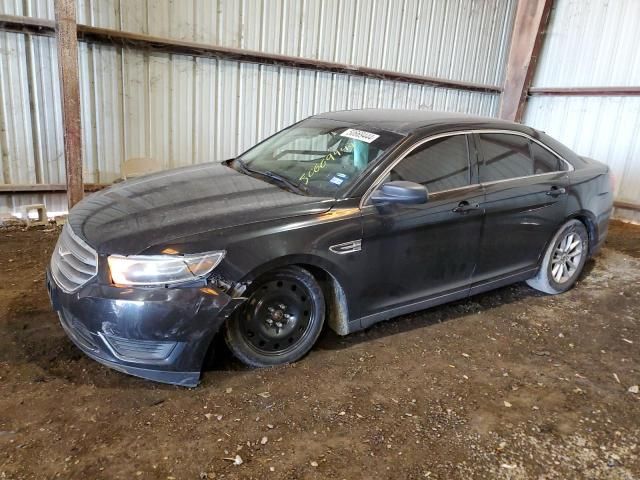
[526,219,589,294]
[224,266,325,367]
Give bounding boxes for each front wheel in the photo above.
[526,219,589,294]
[224,266,325,367]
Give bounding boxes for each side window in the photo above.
[530,141,563,173]
[479,133,534,182]
[389,135,470,192]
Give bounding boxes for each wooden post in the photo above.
[54,0,83,208]
[499,0,554,122]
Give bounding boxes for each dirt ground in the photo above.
[0,220,639,480]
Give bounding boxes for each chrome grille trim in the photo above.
[50,224,98,293]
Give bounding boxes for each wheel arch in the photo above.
[238,255,351,337]
[535,213,595,272]
[567,210,598,256]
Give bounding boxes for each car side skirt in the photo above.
[468,267,538,297]
[346,267,537,334]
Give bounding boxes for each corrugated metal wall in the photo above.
[523,0,640,222]
[0,0,517,215]
[23,0,515,85]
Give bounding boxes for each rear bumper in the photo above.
[46,269,242,387]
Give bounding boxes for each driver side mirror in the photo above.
[370,181,428,206]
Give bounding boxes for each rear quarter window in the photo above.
[530,141,566,172]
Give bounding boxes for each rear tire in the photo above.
[224,266,325,367]
[526,219,589,294]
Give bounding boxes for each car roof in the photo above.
[313,108,531,136]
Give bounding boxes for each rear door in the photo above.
[472,132,570,290]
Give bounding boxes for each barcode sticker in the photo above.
[340,128,380,144]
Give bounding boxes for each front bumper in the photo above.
[46,269,243,387]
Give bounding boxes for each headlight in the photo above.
[107,251,225,286]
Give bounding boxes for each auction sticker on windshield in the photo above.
[340,128,380,143]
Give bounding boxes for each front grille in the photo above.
[50,224,98,293]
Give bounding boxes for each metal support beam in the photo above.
[499,0,553,122]
[614,201,640,213]
[0,183,107,194]
[54,1,83,208]
[0,13,53,35]
[0,14,502,94]
[529,86,640,96]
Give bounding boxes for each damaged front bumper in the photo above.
[46,269,244,387]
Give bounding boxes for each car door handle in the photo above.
[452,201,480,214]
[546,186,567,197]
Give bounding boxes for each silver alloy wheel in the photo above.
[551,232,583,283]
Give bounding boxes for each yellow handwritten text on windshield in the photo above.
[298,143,354,185]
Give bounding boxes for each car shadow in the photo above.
[8,258,597,385]
[314,283,537,352]
[201,281,537,374]
[204,257,597,371]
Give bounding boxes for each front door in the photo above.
[356,133,484,321]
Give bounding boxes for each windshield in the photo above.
[234,118,405,196]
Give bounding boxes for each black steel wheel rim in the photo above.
[240,276,315,356]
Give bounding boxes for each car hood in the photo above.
[68,162,334,255]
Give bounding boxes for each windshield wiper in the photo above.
[234,159,308,195]
[261,170,308,194]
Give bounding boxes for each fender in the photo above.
[237,253,352,336]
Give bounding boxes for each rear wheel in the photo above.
[526,219,589,294]
[224,266,325,367]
